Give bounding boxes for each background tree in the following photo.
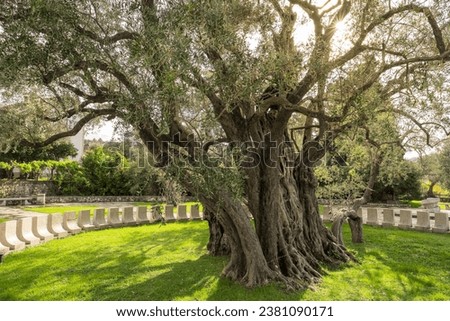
[0,142,77,163]
[1,0,449,288]
[439,139,450,191]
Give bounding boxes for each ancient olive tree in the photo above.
[1,0,450,288]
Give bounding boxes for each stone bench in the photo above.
[432,212,449,233]
[77,210,95,231]
[62,212,82,234]
[150,206,163,222]
[382,209,395,227]
[415,211,430,231]
[32,216,54,242]
[367,208,379,226]
[136,206,151,224]
[0,194,46,206]
[190,204,202,220]
[47,214,69,238]
[0,197,33,206]
[0,221,26,250]
[0,241,9,257]
[177,205,189,221]
[107,208,123,227]
[93,208,109,229]
[16,217,41,246]
[398,209,413,230]
[122,207,137,226]
[165,205,176,222]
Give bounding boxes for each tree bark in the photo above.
[204,207,230,256]
[348,213,363,243]
[241,138,354,289]
[427,181,437,198]
[199,194,276,287]
[331,213,346,245]
[331,150,382,244]
[138,110,354,289]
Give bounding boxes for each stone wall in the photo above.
[45,195,171,204]
[0,180,57,198]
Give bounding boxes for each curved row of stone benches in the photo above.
[322,207,450,233]
[0,204,203,257]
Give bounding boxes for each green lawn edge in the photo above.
[0,221,448,301]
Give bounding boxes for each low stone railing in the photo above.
[321,206,450,234]
[0,204,202,259]
[2,204,448,261]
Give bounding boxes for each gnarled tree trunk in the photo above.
[204,207,230,256]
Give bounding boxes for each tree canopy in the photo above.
[1,0,449,288]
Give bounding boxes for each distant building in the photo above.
[67,119,85,162]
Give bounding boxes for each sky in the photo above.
[85,120,116,141]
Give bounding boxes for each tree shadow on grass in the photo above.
[2,222,448,301]
[340,225,450,300]
[0,221,215,300]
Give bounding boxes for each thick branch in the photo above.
[331,4,448,69]
[20,109,117,149]
[75,25,138,44]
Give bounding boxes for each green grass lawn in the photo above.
[22,205,100,215]
[0,221,448,301]
[23,202,203,216]
[133,201,204,213]
[0,218,7,224]
[402,200,450,210]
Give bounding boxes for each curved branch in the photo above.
[75,25,139,44]
[20,109,117,149]
[331,4,448,69]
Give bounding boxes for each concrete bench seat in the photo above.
[432,212,449,233]
[367,208,380,226]
[151,206,163,222]
[398,210,413,229]
[0,221,26,250]
[0,197,33,206]
[47,214,69,238]
[190,204,202,220]
[62,212,82,234]
[165,205,176,222]
[77,210,95,231]
[136,206,151,224]
[107,208,123,227]
[32,216,54,242]
[93,208,109,229]
[177,205,189,221]
[0,241,9,257]
[122,207,137,226]
[16,217,41,246]
[415,211,430,231]
[0,194,45,206]
[382,209,395,227]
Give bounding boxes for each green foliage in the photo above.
[439,140,450,190]
[0,162,12,171]
[53,160,89,195]
[0,141,77,163]
[373,164,422,201]
[0,222,448,300]
[81,147,130,196]
[51,146,163,196]
[126,163,163,196]
[317,145,422,202]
